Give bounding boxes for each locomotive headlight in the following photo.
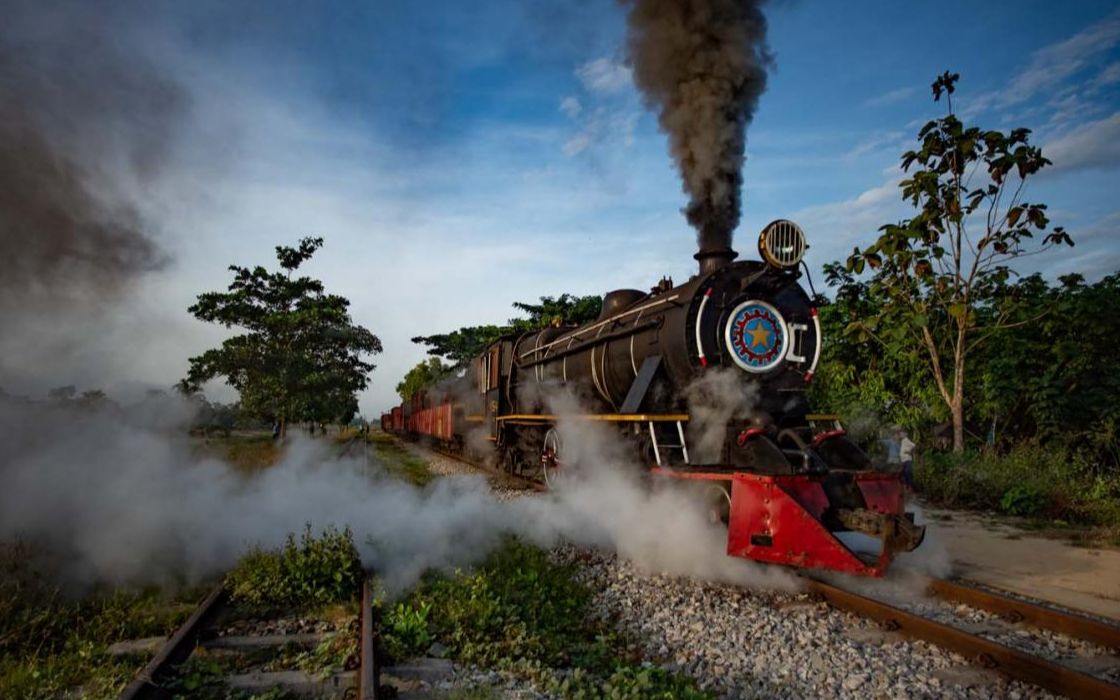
[758,219,807,269]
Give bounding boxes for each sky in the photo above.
[2,0,1118,417]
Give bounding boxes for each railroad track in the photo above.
[118,576,385,700]
[424,443,548,493]
[808,576,1120,700]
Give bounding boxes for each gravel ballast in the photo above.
[397,438,1110,699]
[554,546,1062,699]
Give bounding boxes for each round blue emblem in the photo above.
[724,300,789,373]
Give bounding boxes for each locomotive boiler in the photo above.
[387,220,925,577]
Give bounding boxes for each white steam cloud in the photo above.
[683,367,760,463]
[0,390,797,593]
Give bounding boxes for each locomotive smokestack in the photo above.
[621,0,771,274]
[694,246,738,277]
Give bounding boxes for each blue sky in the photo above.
[7,1,1119,415]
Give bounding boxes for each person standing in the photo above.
[897,428,917,491]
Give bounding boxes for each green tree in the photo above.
[843,72,1072,452]
[411,325,510,368]
[183,237,381,436]
[509,294,602,331]
[396,357,455,401]
[977,273,1120,458]
[412,293,603,367]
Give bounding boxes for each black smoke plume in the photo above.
[0,2,184,300]
[621,0,771,253]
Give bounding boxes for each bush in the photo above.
[916,445,1120,526]
[225,524,363,609]
[1000,485,1046,516]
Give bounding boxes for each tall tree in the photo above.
[183,237,381,436]
[396,357,455,401]
[842,72,1072,452]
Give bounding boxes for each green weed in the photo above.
[0,541,202,700]
[379,538,712,699]
[225,524,363,609]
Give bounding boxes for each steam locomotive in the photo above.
[383,220,924,576]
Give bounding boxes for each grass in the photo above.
[363,431,435,486]
[378,538,713,700]
[0,540,205,700]
[916,444,1120,541]
[193,432,282,471]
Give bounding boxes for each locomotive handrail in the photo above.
[518,294,682,358]
[516,318,662,369]
[494,413,689,422]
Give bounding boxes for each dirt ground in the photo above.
[918,504,1120,621]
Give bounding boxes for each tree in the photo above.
[842,72,1073,452]
[411,325,510,368]
[183,237,382,436]
[396,357,455,401]
[412,293,603,367]
[47,385,76,402]
[508,294,602,332]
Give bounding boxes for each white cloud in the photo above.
[969,13,1120,115]
[560,106,641,158]
[1043,112,1120,173]
[844,130,908,160]
[788,178,906,270]
[563,131,592,156]
[559,95,582,119]
[1096,61,1120,86]
[1004,13,1120,102]
[864,86,916,108]
[576,56,632,95]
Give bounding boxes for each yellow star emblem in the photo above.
[746,321,772,350]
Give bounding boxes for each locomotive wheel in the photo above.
[541,427,564,488]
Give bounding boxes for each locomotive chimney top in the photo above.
[694,247,738,276]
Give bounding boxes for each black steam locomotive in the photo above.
[385,220,924,576]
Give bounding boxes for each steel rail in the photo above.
[806,579,1120,700]
[929,578,1120,651]
[119,583,228,700]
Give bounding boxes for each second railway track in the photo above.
[808,576,1120,699]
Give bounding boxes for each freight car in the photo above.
[383,220,924,576]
